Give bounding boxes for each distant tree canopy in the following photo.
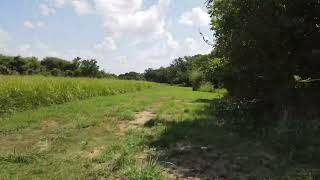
[0,55,116,78]
[143,54,218,91]
[118,72,144,80]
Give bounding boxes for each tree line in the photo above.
[144,54,220,91]
[117,54,219,92]
[0,55,117,78]
[0,52,217,90]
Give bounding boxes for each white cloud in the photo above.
[94,0,143,15]
[23,21,35,29]
[0,28,10,49]
[35,41,61,57]
[17,44,32,56]
[116,56,128,65]
[23,20,45,29]
[39,4,56,16]
[166,32,179,49]
[13,41,61,58]
[52,0,67,8]
[94,0,170,41]
[71,0,93,15]
[29,0,212,74]
[38,0,68,15]
[132,35,211,72]
[37,21,45,28]
[38,0,171,43]
[182,37,211,55]
[37,0,170,42]
[94,37,117,51]
[179,7,210,26]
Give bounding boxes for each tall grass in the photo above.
[0,75,156,115]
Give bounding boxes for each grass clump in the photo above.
[0,153,37,164]
[91,129,164,180]
[0,75,156,116]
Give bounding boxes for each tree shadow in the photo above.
[148,98,315,180]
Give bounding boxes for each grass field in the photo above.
[0,76,155,116]
[0,85,314,179]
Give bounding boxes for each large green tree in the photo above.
[78,59,100,77]
[208,0,320,103]
[41,57,72,72]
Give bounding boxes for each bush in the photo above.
[0,65,11,75]
[190,70,204,91]
[214,99,261,134]
[50,68,63,76]
[198,82,215,92]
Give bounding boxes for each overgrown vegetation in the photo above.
[0,86,314,179]
[203,0,320,172]
[0,0,319,178]
[0,76,155,116]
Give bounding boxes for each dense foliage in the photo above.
[143,54,219,91]
[0,76,156,116]
[205,0,320,165]
[208,0,320,114]
[118,72,144,80]
[0,55,117,78]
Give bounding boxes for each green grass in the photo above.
[0,75,156,116]
[0,85,316,179]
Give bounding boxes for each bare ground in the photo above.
[130,111,156,126]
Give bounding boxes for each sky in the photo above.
[0,0,213,74]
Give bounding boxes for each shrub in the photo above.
[0,65,10,75]
[198,82,215,92]
[190,70,204,91]
[50,68,63,76]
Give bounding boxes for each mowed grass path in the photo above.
[0,86,302,179]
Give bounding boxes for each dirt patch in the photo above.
[42,120,59,129]
[0,120,61,153]
[84,148,101,160]
[135,152,148,164]
[114,110,156,142]
[116,122,128,136]
[130,111,155,126]
[159,141,277,180]
[35,140,51,152]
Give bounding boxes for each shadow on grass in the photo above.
[149,98,315,180]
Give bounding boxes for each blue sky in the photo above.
[0,0,213,74]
